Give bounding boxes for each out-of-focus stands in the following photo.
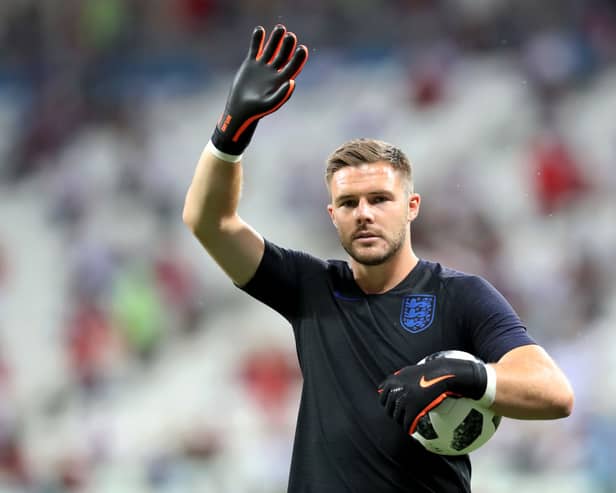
[1,1,616,492]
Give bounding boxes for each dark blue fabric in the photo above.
[239,239,535,493]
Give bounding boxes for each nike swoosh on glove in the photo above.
[377,356,488,435]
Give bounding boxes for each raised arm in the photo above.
[183,148,263,286]
[182,25,308,286]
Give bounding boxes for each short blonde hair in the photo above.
[325,138,413,193]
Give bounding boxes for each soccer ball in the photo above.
[411,350,501,456]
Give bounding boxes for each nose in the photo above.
[354,198,374,224]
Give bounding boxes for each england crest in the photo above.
[400,294,436,333]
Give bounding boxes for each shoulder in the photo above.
[420,260,487,291]
[263,239,345,279]
[325,257,351,278]
[419,260,509,310]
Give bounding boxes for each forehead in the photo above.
[330,161,402,196]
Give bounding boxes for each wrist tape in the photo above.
[206,140,243,163]
[477,364,497,407]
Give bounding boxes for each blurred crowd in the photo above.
[3,0,616,183]
[1,0,616,492]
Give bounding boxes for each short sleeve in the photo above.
[238,239,324,322]
[456,275,536,363]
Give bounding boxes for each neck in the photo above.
[351,245,419,294]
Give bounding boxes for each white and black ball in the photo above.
[411,350,501,456]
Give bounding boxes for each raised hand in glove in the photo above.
[210,24,309,159]
[378,352,495,435]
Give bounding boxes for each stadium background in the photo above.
[1,0,615,491]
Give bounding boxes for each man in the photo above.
[183,25,574,493]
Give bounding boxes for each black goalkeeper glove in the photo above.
[210,24,309,158]
[378,355,492,435]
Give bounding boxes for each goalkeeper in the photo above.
[183,24,574,493]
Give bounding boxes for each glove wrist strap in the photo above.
[211,119,257,157]
[477,364,497,407]
[206,140,243,163]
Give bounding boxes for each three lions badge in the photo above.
[400,295,436,333]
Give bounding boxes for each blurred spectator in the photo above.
[0,353,29,488]
[530,129,589,214]
[54,453,91,492]
[65,299,118,398]
[407,44,453,109]
[111,261,165,364]
[80,0,130,55]
[584,3,616,64]
[173,0,219,33]
[66,238,117,305]
[11,75,85,181]
[0,428,29,488]
[523,30,583,100]
[410,61,446,108]
[153,240,206,336]
[239,348,301,419]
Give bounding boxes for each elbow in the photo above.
[182,202,211,240]
[549,382,575,419]
[182,200,232,241]
[182,195,210,236]
[182,203,200,233]
[557,387,575,418]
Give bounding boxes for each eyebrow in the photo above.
[334,190,394,204]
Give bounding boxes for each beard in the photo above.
[341,223,408,266]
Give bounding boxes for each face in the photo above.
[327,161,420,266]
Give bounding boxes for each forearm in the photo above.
[182,145,243,236]
[489,345,574,419]
[185,24,306,240]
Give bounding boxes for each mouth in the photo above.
[353,232,381,241]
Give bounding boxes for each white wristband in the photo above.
[478,364,497,408]
[205,140,243,163]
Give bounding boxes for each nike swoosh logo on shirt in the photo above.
[419,374,455,388]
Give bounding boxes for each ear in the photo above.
[327,204,337,228]
[408,193,421,222]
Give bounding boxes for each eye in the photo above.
[371,196,388,204]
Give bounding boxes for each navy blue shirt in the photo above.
[240,240,535,493]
